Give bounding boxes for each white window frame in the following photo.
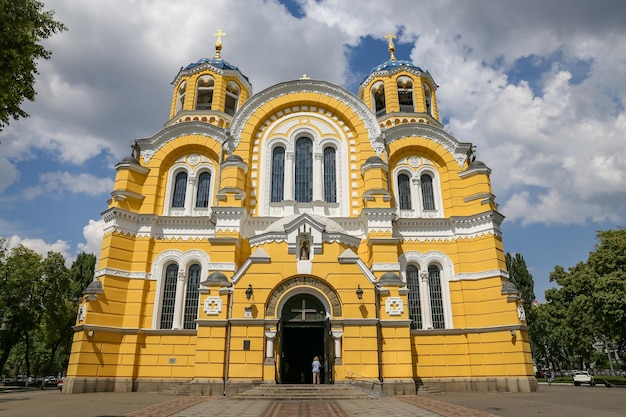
[392,158,444,218]
[163,161,216,216]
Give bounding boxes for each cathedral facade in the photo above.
[66,33,536,395]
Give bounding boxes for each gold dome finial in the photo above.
[213,28,226,59]
[384,31,397,61]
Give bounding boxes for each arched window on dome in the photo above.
[397,76,414,112]
[423,83,432,115]
[196,75,214,110]
[428,265,445,329]
[183,264,201,329]
[295,137,313,202]
[371,81,386,117]
[398,173,412,210]
[323,146,337,203]
[271,146,285,202]
[420,173,435,211]
[175,81,186,114]
[225,81,240,116]
[406,265,423,330]
[172,171,188,207]
[195,171,211,208]
[160,263,178,329]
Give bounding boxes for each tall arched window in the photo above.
[323,147,336,203]
[372,81,386,116]
[225,81,240,116]
[406,265,422,330]
[175,81,186,113]
[196,76,214,110]
[423,83,432,115]
[172,171,188,207]
[428,265,445,329]
[295,137,313,202]
[398,173,412,210]
[397,76,414,112]
[160,264,178,329]
[195,172,211,208]
[421,173,435,211]
[271,147,285,202]
[183,264,201,329]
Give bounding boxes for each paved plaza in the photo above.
[1,384,624,417]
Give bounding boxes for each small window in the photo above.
[196,76,214,110]
[172,171,188,208]
[398,173,412,210]
[424,83,432,115]
[372,81,386,117]
[225,81,240,116]
[195,172,211,208]
[160,264,178,329]
[323,147,337,203]
[175,81,186,114]
[397,76,414,112]
[271,147,285,202]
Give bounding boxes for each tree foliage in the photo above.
[531,227,626,371]
[0,242,96,379]
[0,0,67,130]
[505,252,536,318]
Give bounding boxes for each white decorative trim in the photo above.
[94,268,149,280]
[206,262,237,271]
[371,263,400,272]
[452,269,509,281]
[385,297,404,316]
[204,297,223,315]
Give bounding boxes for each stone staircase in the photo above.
[233,384,380,401]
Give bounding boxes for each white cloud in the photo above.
[77,219,104,259]
[0,156,19,192]
[22,171,114,200]
[6,235,73,264]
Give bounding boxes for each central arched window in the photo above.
[397,76,414,112]
[172,172,188,207]
[271,147,285,202]
[160,264,178,329]
[295,137,313,202]
[196,75,214,110]
[323,147,336,203]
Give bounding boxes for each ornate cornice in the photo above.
[135,122,227,164]
[384,124,473,168]
[395,210,504,242]
[228,80,383,155]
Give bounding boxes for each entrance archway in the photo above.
[279,293,332,384]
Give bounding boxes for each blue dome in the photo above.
[370,59,423,74]
[184,57,250,83]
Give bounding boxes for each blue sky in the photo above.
[1,0,625,302]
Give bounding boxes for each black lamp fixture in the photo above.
[245,284,253,301]
[356,284,363,300]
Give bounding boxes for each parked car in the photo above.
[42,376,57,389]
[573,371,595,386]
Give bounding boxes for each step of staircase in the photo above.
[233,383,379,401]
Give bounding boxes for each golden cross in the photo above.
[384,31,397,60]
[213,29,226,58]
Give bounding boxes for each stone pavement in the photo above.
[2,384,625,417]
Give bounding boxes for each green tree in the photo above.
[505,252,536,318]
[69,252,96,299]
[0,0,67,131]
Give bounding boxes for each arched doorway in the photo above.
[279,293,332,384]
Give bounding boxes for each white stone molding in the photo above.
[395,210,504,242]
[338,248,377,284]
[77,305,87,322]
[229,80,381,154]
[384,123,473,168]
[94,268,149,280]
[371,263,400,272]
[206,262,237,271]
[204,297,223,315]
[452,269,509,282]
[385,297,404,316]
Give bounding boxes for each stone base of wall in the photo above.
[417,376,538,393]
[63,376,537,395]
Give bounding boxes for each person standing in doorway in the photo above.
[312,356,321,384]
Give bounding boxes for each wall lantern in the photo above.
[245,284,253,301]
[356,285,364,300]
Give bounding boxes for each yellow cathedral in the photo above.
[65,32,537,395]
